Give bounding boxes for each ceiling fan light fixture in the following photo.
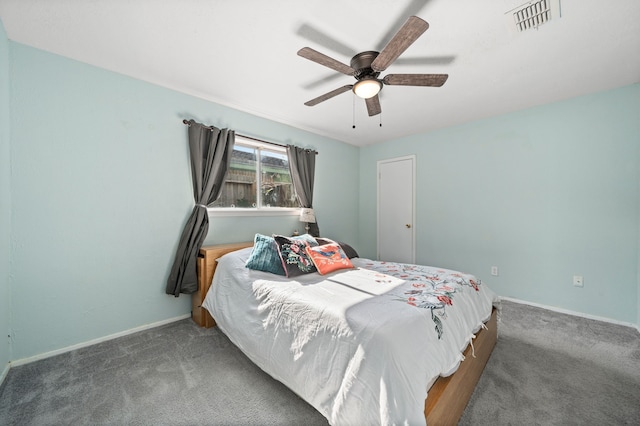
[353,78,382,99]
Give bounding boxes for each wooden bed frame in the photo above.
[191,242,497,425]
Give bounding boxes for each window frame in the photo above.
[207,136,301,217]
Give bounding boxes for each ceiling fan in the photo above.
[297,16,449,117]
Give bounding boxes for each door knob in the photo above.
[405,224,411,228]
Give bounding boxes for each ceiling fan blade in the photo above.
[297,47,356,76]
[371,16,429,72]
[383,73,448,87]
[304,84,353,106]
[376,0,431,51]
[365,95,382,116]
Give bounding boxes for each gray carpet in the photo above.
[1,300,639,425]
[459,301,640,426]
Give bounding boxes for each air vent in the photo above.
[506,0,561,32]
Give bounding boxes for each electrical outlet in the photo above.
[573,275,584,287]
[491,266,499,276]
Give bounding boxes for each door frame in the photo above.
[376,155,416,263]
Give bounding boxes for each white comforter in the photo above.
[203,248,499,425]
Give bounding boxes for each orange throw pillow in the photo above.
[305,243,354,275]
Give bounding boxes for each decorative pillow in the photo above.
[315,238,360,259]
[273,235,317,277]
[245,234,286,275]
[292,233,319,247]
[305,243,354,275]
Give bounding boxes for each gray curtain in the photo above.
[166,120,235,296]
[287,145,319,237]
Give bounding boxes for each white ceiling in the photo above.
[1,0,639,146]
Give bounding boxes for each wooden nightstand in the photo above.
[192,242,253,327]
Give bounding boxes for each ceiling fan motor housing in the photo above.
[350,51,381,80]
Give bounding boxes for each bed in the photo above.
[192,238,499,425]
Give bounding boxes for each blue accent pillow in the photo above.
[245,234,286,275]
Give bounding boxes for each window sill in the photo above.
[207,208,301,218]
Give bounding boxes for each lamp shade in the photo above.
[353,78,382,99]
[300,208,316,223]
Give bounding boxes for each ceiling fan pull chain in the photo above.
[352,94,356,129]
[379,111,382,127]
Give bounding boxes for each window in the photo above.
[210,136,299,213]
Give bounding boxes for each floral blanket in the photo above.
[356,259,483,339]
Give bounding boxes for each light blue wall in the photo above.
[4,35,637,365]
[8,42,359,361]
[360,84,640,325]
[0,19,12,372]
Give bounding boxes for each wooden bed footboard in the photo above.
[193,242,498,425]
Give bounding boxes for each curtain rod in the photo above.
[182,119,317,154]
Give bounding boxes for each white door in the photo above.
[377,156,415,263]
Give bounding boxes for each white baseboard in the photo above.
[0,363,9,387]
[10,314,191,367]
[501,297,639,332]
